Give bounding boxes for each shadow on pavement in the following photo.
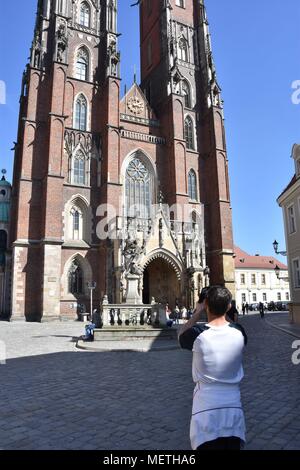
[0,348,192,451]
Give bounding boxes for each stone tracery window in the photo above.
[178,37,188,62]
[184,116,195,150]
[182,80,191,108]
[188,170,198,201]
[75,47,89,81]
[79,2,91,28]
[73,150,86,185]
[125,156,153,219]
[74,94,87,131]
[70,207,82,240]
[68,260,83,295]
[65,196,89,242]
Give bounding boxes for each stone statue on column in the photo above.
[56,21,68,63]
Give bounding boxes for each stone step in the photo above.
[76,339,180,352]
[94,327,177,341]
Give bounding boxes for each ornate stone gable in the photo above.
[120,83,158,122]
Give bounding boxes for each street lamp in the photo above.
[273,240,287,257]
[87,281,97,322]
[274,265,289,282]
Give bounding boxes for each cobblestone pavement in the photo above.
[265,311,300,338]
[0,314,299,450]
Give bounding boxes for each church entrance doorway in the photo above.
[142,257,181,308]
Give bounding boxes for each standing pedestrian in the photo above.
[187,308,193,320]
[226,300,239,323]
[178,286,247,450]
[259,302,265,319]
[165,303,173,327]
[242,303,246,316]
[181,306,188,323]
[245,303,249,314]
[174,304,180,325]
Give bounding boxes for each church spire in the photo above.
[197,0,223,109]
[30,0,48,69]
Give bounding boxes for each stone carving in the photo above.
[158,190,164,204]
[127,96,144,115]
[170,65,183,95]
[123,235,145,275]
[32,36,43,68]
[64,130,101,163]
[130,262,143,276]
[159,218,164,248]
[107,35,120,77]
[56,22,68,63]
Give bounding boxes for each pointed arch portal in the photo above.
[142,256,181,308]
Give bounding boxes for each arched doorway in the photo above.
[142,257,181,308]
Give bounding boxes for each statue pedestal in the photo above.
[125,274,142,305]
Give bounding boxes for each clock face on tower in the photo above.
[127,96,144,115]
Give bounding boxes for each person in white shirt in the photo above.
[179,286,247,450]
[181,306,188,322]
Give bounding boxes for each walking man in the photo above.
[178,286,247,450]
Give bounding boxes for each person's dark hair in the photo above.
[206,286,232,317]
[199,287,210,303]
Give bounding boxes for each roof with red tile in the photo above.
[234,246,287,270]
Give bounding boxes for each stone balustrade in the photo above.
[101,302,167,328]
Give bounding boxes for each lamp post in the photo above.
[274,265,289,282]
[273,240,287,257]
[87,281,97,322]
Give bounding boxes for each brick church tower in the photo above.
[10,0,234,321]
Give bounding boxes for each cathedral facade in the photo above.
[10,0,235,321]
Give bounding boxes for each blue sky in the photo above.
[0,0,299,260]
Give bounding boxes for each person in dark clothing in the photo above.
[242,303,246,316]
[226,300,239,323]
[259,302,265,319]
[245,303,249,314]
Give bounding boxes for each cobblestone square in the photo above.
[0,313,299,450]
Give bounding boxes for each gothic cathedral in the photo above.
[9,0,235,321]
